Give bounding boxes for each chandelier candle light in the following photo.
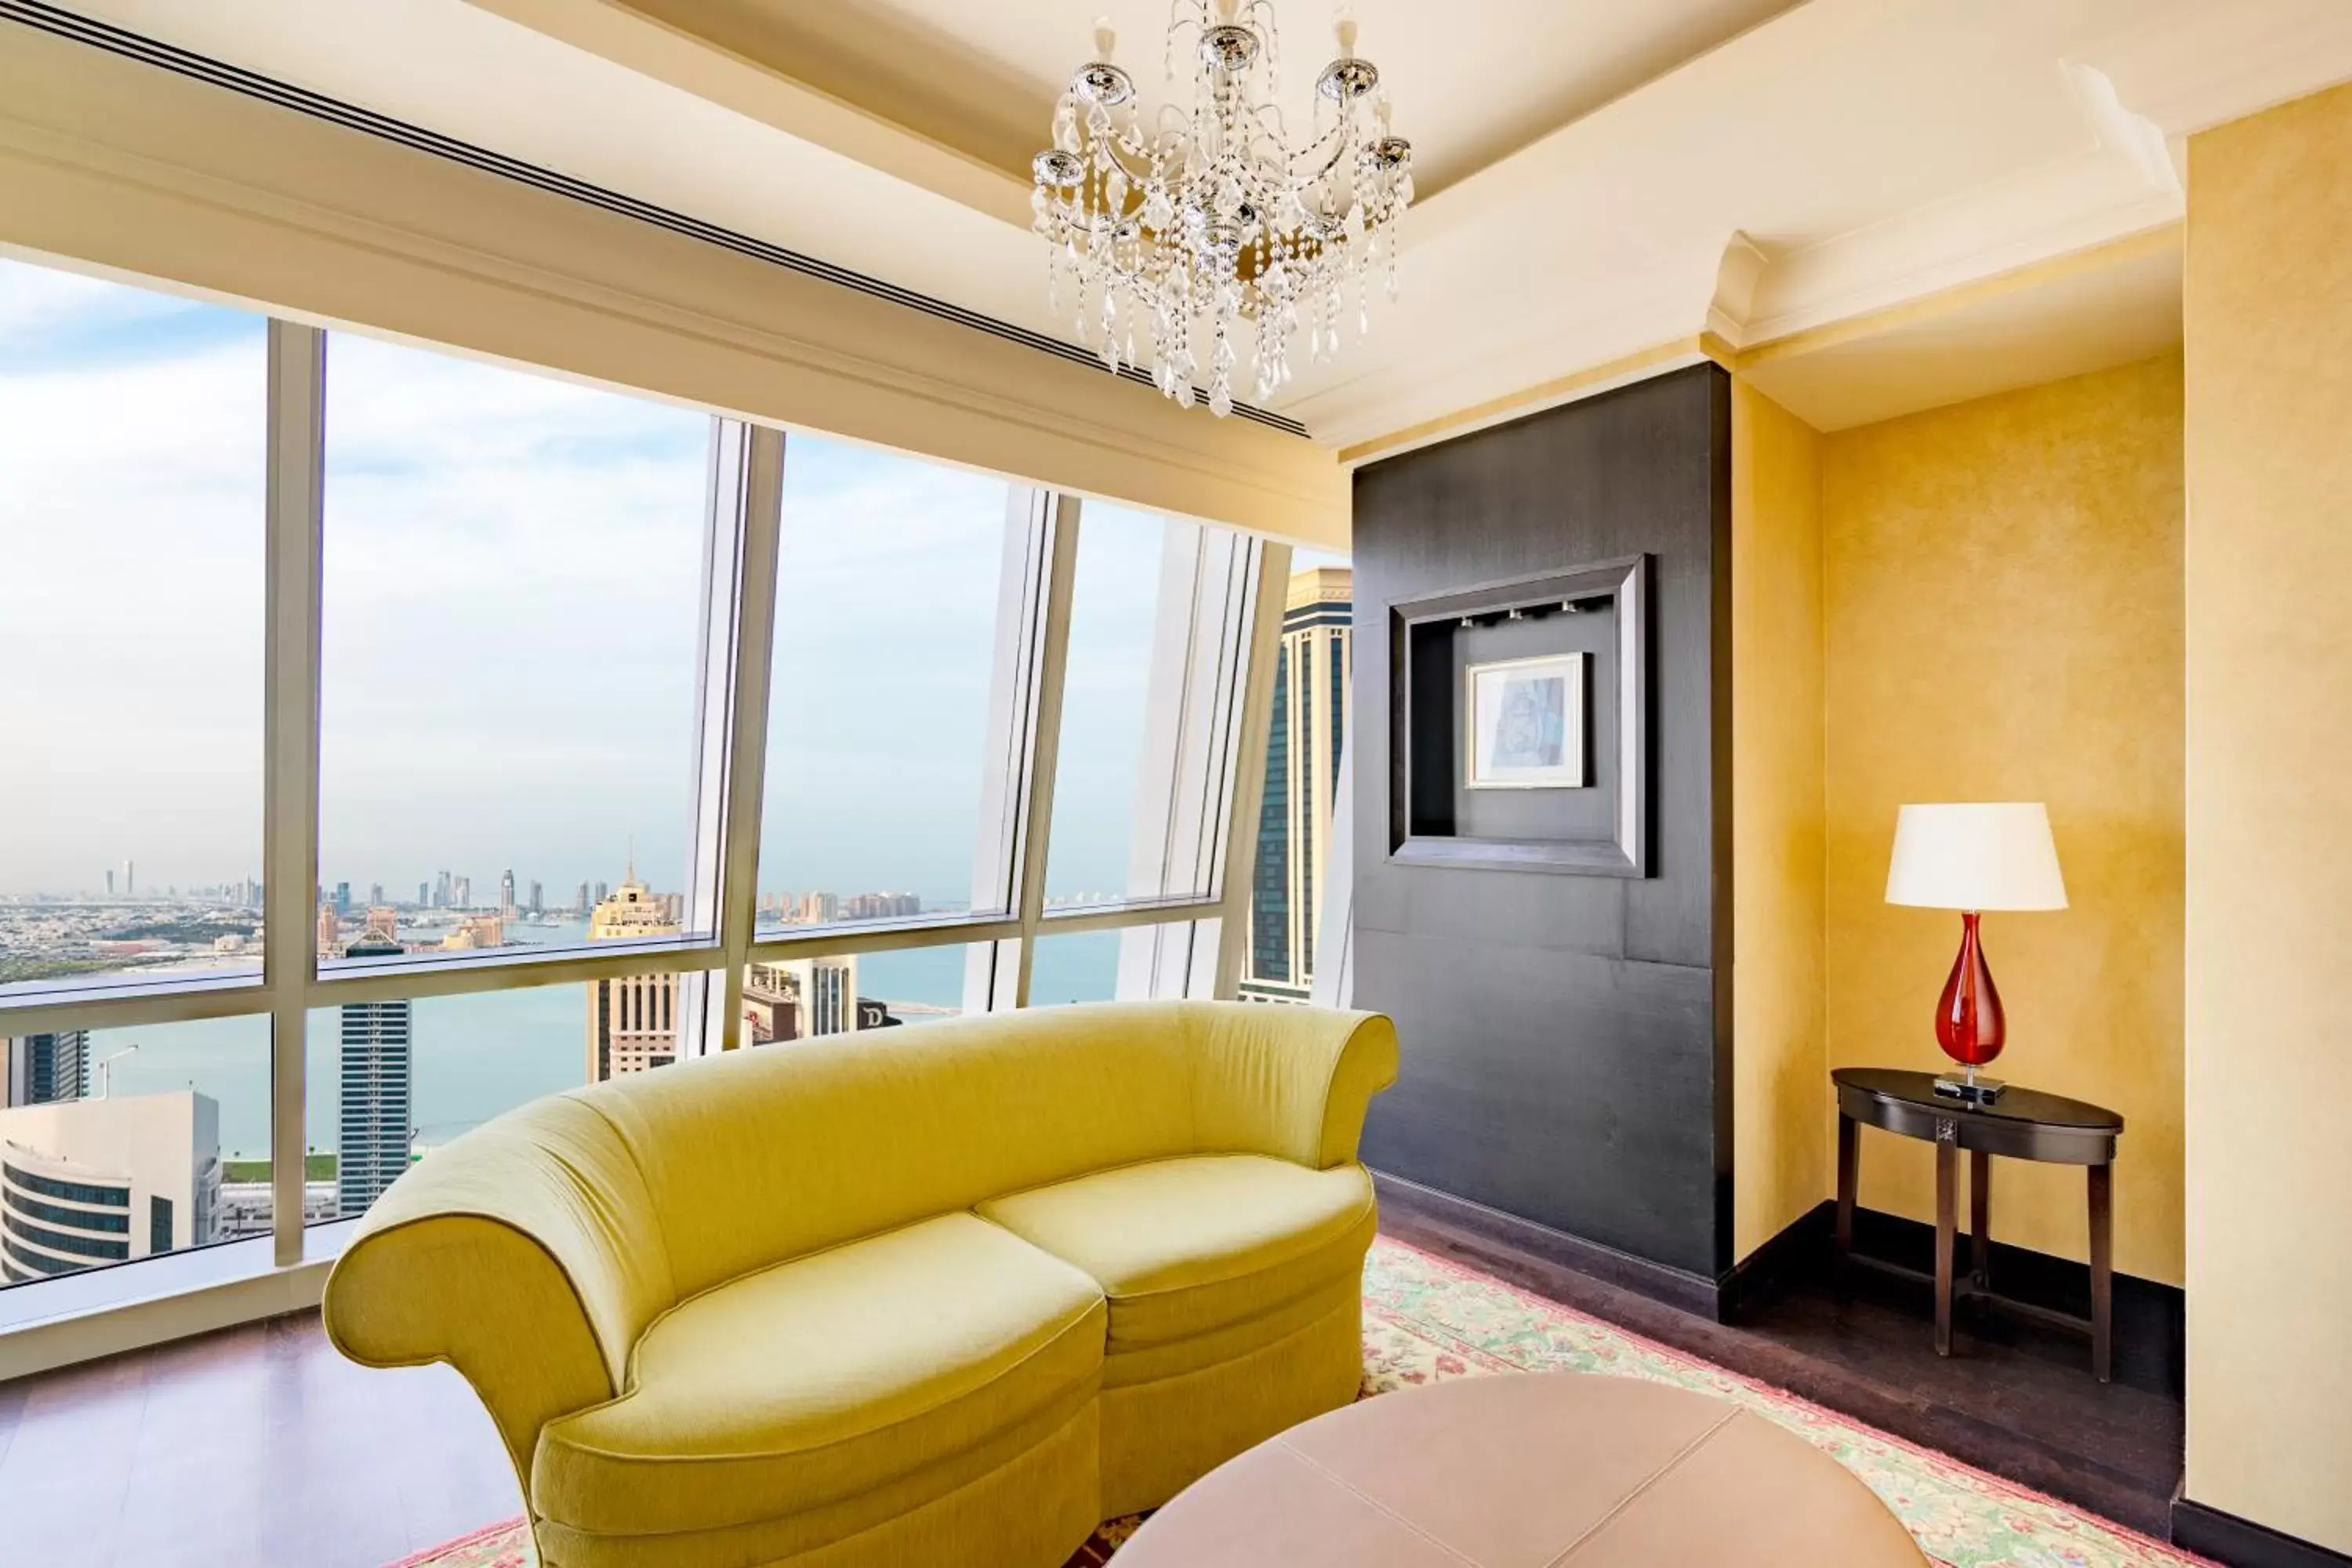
[1033,2,1413,416]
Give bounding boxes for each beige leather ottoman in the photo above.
[1111,1371,1927,1566]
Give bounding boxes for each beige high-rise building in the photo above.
[439,914,505,951]
[740,956,860,1044]
[585,871,681,1082]
[1242,566,1352,1004]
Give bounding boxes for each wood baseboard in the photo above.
[1371,1170,1724,1319]
[1720,1200,1835,1320]
[2172,1497,2352,1567]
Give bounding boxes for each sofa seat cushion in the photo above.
[977,1154,1375,1355]
[531,1211,1106,1537]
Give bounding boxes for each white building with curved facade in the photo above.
[0,1090,220,1285]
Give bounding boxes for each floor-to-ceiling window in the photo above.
[0,249,1289,1301]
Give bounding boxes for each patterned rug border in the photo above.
[1369,1236,2211,1567]
[385,1516,525,1568]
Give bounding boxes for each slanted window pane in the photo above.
[0,258,266,996]
[0,1015,266,1287]
[757,439,1023,931]
[1044,506,1165,912]
[316,334,715,969]
[1028,924,1204,1007]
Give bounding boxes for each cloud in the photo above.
[0,254,1218,909]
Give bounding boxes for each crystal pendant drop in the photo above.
[1028,6,1411,415]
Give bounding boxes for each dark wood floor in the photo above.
[0,1311,519,1568]
[0,1212,2186,1568]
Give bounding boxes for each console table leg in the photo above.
[2089,1160,2114,1383]
[1970,1150,1991,1296]
[1934,1137,1956,1357]
[1836,1113,1858,1263]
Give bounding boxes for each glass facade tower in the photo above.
[337,938,413,1217]
[1241,568,1352,1004]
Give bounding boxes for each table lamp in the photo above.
[1885,802,2067,1105]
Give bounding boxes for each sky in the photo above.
[0,255,1177,907]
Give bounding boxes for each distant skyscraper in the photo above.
[434,870,453,909]
[3,1032,88,1108]
[122,859,135,898]
[333,880,352,914]
[594,880,610,905]
[0,1091,219,1281]
[418,881,431,907]
[1242,566,1352,1004]
[528,880,543,914]
[585,868,681,1082]
[499,869,517,918]
[452,875,471,909]
[576,881,591,916]
[103,869,114,897]
[368,882,384,907]
[336,935,412,1218]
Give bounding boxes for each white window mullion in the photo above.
[1008,494,1082,1009]
[1207,539,1292,1000]
[262,321,327,1269]
[707,423,787,1051]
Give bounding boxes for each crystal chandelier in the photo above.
[1032,3,1413,416]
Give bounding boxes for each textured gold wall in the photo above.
[1730,380,1828,1261]
[1820,354,2186,1285]
[2183,80,2352,1555]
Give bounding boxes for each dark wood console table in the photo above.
[1832,1067,2124,1382]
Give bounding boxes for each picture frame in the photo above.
[1386,553,1650,878]
[1465,652,1586,789]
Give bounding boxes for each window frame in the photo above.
[0,303,1293,1361]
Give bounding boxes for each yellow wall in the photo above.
[2181,81,2352,1554]
[1820,355,2186,1286]
[1730,380,1829,1260]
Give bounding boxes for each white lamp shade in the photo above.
[1885,802,2067,912]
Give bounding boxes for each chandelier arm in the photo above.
[1089,135,1161,191]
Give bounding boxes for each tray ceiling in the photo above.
[44,0,2352,451]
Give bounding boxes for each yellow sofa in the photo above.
[322,1000,1399,1568]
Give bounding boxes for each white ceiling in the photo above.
[595,0,1806,200]
[54,0,2352,450]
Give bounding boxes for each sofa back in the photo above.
[579,1000,1388,1305]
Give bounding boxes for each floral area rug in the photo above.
[394,1236,2207,1568]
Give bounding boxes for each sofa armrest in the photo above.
[1187,1004,1400,1169]
[321,1093,674,1479]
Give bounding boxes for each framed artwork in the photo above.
[1465,652,1586,789]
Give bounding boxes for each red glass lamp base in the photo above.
[1935,910,2006,1069]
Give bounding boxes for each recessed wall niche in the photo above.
[1389,554,1650,877]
